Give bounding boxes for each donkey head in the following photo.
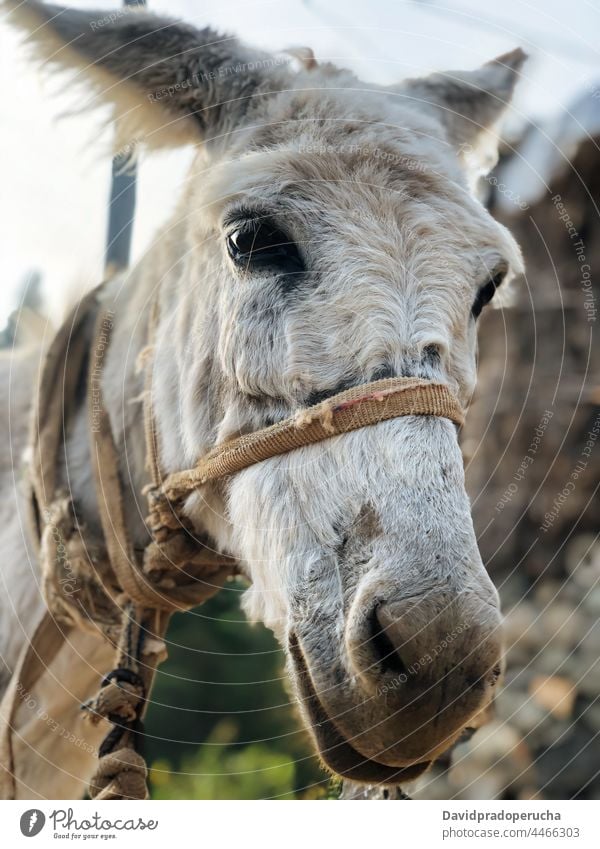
[11,2,525,783]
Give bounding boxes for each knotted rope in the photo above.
[83,605,149,800]
[0,289,235,801]
[84,300,234,799]
[14,282,465,802]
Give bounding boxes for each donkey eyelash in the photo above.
[222,205,271,229]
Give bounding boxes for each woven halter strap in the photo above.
[158,377,464,506]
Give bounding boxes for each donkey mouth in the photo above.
[289,634,432,785]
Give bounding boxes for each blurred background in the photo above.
[1,0,598,799]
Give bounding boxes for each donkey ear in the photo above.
[394,49,527,180]
[4,1,286,151]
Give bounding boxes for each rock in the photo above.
[447,721,535,799]
[411,766,453,800]
[534,581,565,607]
[529,675,576,720]
[503,602,542,651]
[565,534,600,590]
[540,602,583,648]
[518,785,543,800]
[534,725,600,799]
[579,699,600,733]
[538,648,572,678]
[569,656,600,699]
[582,587,600,617]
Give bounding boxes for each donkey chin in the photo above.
[228,416,503,785]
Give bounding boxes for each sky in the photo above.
[1,0,599,324]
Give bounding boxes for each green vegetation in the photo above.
[145,579,328,799]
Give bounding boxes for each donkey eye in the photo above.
[226,222,303,273]
[471,268,507,319]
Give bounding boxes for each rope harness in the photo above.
[0,283,464,800]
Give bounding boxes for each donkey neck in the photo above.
[62,253,168,548]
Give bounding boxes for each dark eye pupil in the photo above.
[227,223,303,272]
[472,272,505,319]
[230,229,258,255]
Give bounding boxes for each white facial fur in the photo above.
[5,1,526,781]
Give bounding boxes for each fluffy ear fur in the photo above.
[3,0,289,151]
[391,49,527,181]
[4,1,526,172]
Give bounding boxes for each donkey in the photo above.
[0,1,525,797]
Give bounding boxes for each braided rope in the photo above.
[88,306,235,613]
[13,284,464,802]
[159,377,464,506]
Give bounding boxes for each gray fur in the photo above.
[1,0,526,789]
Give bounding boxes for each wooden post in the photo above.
[104,0,147,276]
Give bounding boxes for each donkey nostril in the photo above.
[421,342,445,362]
[368,609,406,676]
[371,364,396,382]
